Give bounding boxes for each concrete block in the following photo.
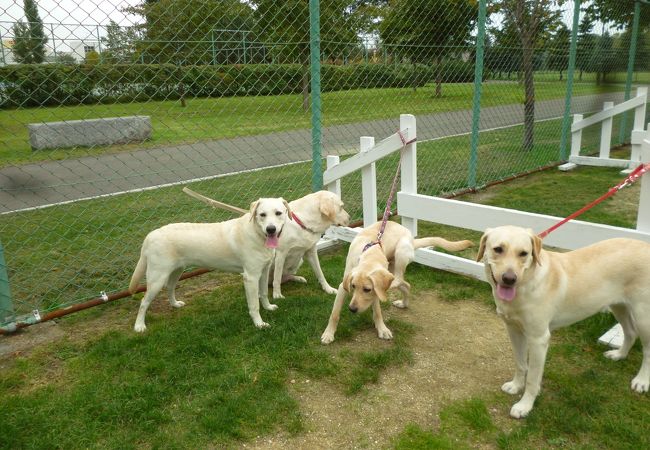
[28,115,152,150]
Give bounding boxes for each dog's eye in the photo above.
[275,211,282,216]
[519,251,528,257]
[363,287,372,293]
[260,213,266,218]
[351,284,356,289]
[494,246,503,254]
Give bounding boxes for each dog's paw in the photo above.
[273,292,285,300]
[604,349,627,361]
[392,300,408,309]
[501,380,524,395]
[171,301,185,308]
[255,321,271,329]
[377,327,393,340]
[293,276,307,284]
[264,303,279,311]
[509,400,533,419]
[134,323,147,333]
[631,376,650,393]
[323,285,338,295]
[321,330,335,344]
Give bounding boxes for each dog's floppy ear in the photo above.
[249,200,260,222]
[476,228,491,262]
[342,272,353,292]
[530,231,543,266]
[320,196,337,221]
[281,198,292,219]
[369,269,394,302]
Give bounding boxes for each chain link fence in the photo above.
[0,0,648,329]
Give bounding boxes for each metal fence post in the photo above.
[310,0,323,191]
[0,240,15,331]
[619,0,641,145]
[559,0,581,161]
[467,0,487,188]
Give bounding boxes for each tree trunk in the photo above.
[559,69,563,81]
[579,69,583,81]
[521,39,535,152]
[435,56,442,98]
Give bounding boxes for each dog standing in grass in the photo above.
[129,197,290,332]
[321,221,473,344]
[477,225,650,418]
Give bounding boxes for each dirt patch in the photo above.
[243,293,512,449]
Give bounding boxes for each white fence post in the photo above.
[360,136,377,228]
[637,126,650,233]
[559,113,584,171]
[326,155,341,197]
[600,102,614,159]
[399,114,418,236]
[630,88,649,165]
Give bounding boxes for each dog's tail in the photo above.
[413,237,474,252]
[129,252,147,294]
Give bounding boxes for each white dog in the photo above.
[269,190,349,299]
[477,225,650,418]
[129,197,290,332]
[182,188,350,299]
[321,221,473,344]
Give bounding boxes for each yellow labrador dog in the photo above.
[477,225,650,418]
[182,188,350,298]
[269,190,349,299]
[129,197,290,332]
[321,221,473,344]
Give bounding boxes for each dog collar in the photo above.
[362,241,382,253]
[291,212,319,234]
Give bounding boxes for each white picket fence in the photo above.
[560,86,648,172]
[323,114,650,347]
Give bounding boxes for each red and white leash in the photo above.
[363,130,416,252]
[538,163,650,239]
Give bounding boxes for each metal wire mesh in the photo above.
[0,0,648,326]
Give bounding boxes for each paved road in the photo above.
[0,91,626,213]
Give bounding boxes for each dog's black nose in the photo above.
[348,304,358,313]
[502,271,517,286]
[266,225,276,235]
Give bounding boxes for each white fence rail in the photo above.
[560,86,648,172]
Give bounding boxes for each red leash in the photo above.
[538,163,650,239]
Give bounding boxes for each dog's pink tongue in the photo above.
[265,234,279,249]
[497,284,516,302]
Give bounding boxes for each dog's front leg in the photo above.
[372,300,392,340]
[502,323,528,395]
[259,261,278,311]
[321,284,346,344]
[305,245,337,294]
[510,330,550,419]
[243,269,269,328]
[272,251,287,299]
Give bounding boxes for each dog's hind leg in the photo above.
[134,275,166,333]
[604,304,637,361]
[167,268,186,308]
[629,303,650,393]
[391,238,414,309]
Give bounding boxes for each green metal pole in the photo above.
[310,0,323,191]
[211,30,216,65]
[0,240,15,331]
[619,0,641,145]
[467,0,487,188]
[559,0,581,160]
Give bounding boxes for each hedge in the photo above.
[0,61,475,108]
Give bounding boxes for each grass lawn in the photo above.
[0,80,622,166]
[1,161,649,448]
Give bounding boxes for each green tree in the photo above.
[101,20,142,63]
[11,0,48,63]
[379,0,478,97]
[253,0,362,111]
[589,0,650,31]
[576,12,596,81]
[54,52,76,65]
[486,19,522,79]
[492,0,564,152]
[547,23,570,80]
